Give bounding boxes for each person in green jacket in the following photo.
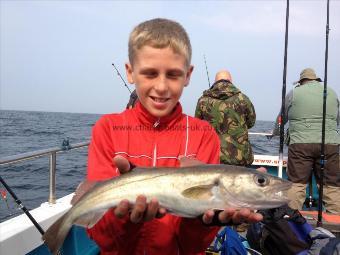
[195,70,256,166]
[272,68,340,214]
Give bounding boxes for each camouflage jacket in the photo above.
[195,79,256,166]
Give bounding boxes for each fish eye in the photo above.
[254,174,269,187]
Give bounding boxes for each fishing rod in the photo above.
[0,175,45,235]
[203,54,211,88]
[112,63,132,94]
[278,0,290,178]
[317,0,330,227]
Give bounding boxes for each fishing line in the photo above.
[278,0,289,178]
[0,175,45,235]
[112,63,132,94]
[317,0,330,227]
[203,54,211,88]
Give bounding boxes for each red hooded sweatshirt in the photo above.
[87,102,220,255]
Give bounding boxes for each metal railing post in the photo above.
[0,140,90,205]
[48,152,57,204]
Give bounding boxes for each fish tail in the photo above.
[42,212,72,255]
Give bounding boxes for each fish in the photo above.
[42,160,291,255]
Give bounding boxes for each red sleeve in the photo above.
[87,116,118,181]
[176,122,221,253]
[86,116,144,252]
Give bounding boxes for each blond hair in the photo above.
[128,18,192,66]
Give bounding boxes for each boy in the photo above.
[87,18,262,255]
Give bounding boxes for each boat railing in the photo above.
[248,132,272,137]
[0,140,90,205]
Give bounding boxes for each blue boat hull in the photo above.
[27,226,99,255]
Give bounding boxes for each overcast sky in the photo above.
[1,0,339,121]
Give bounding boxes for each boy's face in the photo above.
[126,46,193,118]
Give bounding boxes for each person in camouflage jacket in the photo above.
[195,70,256,166]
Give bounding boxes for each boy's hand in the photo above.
[113,155,167,222]
[113,155,133,174]
[202,208,263,226]
[114,195,167,223]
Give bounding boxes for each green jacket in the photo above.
[273,81,339,144]
[195,79,256,166]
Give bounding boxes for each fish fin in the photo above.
[179,156,206,167]
[181,185,214,200]
[71,180,97,205]
[74,210,107,228]
[42,212,70,255]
